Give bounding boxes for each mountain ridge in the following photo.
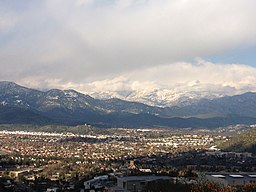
[1,81,256,128]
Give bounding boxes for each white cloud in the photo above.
[75,0,94,7]
[0,9,17,34]
[0,18,16,33]
[18,60,256,97]
[0,0,256,93]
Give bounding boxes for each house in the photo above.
[84,175,108,190]
[205,172,256,186]
[46,187,60,192]
[117,175,172,192]
[9,170,30,178]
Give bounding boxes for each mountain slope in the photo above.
[0,105,53,124]
[164,92,256,118]
[0,81,43,108]
[1,81,256,128]
[88,85,230,107]
[219,127,256,154]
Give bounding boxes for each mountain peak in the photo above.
[46,89,64,95]
[1,81,256,128]
[0,81,19,87]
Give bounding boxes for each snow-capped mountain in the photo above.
[82,78,242,107]
[1,81,256,128]
[87,85,235,107]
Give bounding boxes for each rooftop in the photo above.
[117,175,172,182]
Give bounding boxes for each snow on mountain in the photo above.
[0,101,7,106]
[86,84,237,107]
[2,81,256,127]
[0,81,243,108]
[64,90,79,98]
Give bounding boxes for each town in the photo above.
[0,125,256,191]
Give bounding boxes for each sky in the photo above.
[1,0,256,95]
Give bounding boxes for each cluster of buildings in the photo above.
[205,172,256,186]
[0,129,222,162]
[0,128,255,191]
[82,175,174,192]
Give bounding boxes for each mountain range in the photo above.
[1,81,256,128]
[86,85,232,107]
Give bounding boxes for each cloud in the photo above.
[17,60,256,98]
[85,60,256,92]
[0,17,16,33]
[0,0,256,90]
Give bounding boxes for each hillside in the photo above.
[219,127,256,154]
[1,81,256,128]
